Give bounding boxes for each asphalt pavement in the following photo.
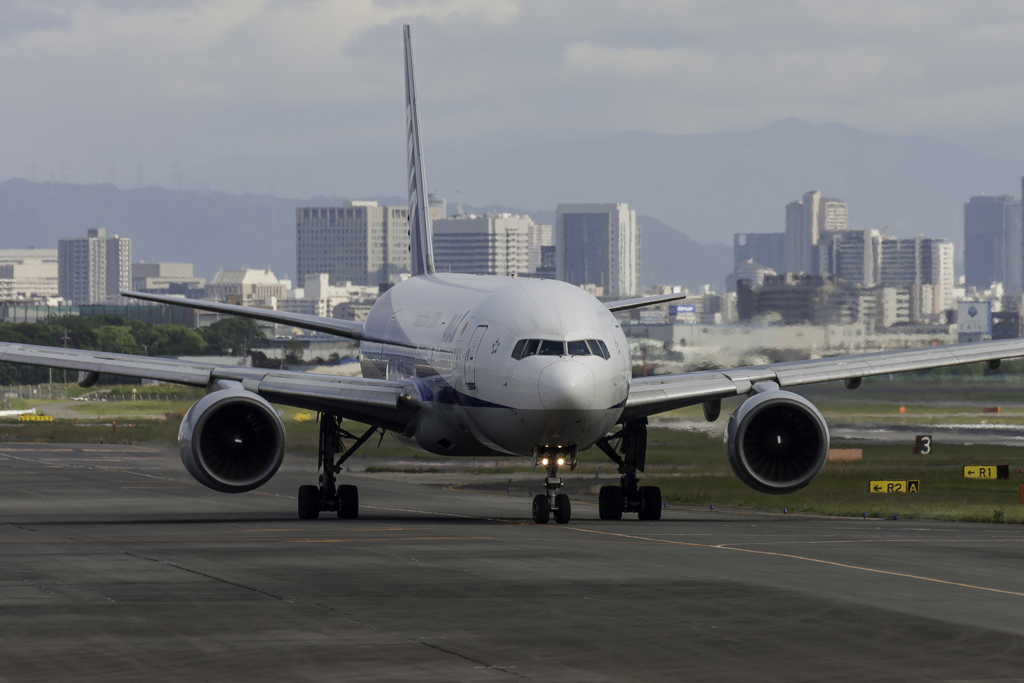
[2,443,1024,682]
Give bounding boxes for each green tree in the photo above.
[149,324,207,357]
[91,325,139,354]
[201,318,266,355]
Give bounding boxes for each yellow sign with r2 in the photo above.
[869,480,920,493]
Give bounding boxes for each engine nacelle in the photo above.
[725,388,829,494]
[178,388,286,493]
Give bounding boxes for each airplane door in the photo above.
[465,325,488,389]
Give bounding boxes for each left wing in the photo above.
[0,342,417,432]
[121,291,365,340]
[623,337,1024,421]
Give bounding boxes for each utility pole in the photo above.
[59,329,71,384]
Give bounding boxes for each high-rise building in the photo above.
[204,268,288,304]
[734,233,786,274]
[295,201,411,288]
[432,213,530,276]
[818,229,882,286]
[57,228,131,305]
[785,191,847,274]
[555,203,641,298]
[527,220,553,274]
[963,195,1013,289]
[1003,196,1023,296]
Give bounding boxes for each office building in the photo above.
[555,203,641,298]
[785,191,847,274]
[428,193,447,221]
[57,228,131,305]
[0,249,58,300]
[963,195,1014,290]
[295,200,411,288]
[131,262,206,296]
[433,213,530,277]
[733,233,786,274]
[527,220,553,274]
[818,229,882,286]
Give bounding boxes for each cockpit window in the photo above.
[512,338,610,360]
[539,340,565,356]
[567,340,591,356]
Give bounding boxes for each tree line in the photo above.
[0,315,267,385]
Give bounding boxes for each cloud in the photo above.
[3,0,1024,187]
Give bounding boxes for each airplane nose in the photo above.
[539,361,595,410]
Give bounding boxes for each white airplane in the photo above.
[3,26,1022,524]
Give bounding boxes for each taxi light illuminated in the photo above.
[557,457,565,466]
[541,457,549,466]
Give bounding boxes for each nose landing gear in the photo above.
[531,448,574,524]
[595,418,661,521]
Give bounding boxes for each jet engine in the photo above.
[725,388,829,494]
[178,387,286,493]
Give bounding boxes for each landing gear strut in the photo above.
[595,418,661,521]
[531,448,574,524]
[297,414,381,520]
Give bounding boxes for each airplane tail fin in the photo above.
[404,25,435,276]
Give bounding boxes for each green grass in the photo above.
[60,400,197,417]
[637,428,1024,523]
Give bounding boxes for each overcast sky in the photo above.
[3,0,1024,189]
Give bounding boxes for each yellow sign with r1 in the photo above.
[869,480,920,493]
[963,466,1009,479]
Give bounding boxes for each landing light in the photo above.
[541,457,549,466]
[557,457,565,466]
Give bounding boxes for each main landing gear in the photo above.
[531,448,574,525]
[595,418,661,521]
[298,413,381,520]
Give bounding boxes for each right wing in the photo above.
[121,291,365,340]
[0,342,417,432]
[623,337,1024,422]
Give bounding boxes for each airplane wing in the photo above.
[605,293,687,312]
[0,342,417,432]
[121,291,365,340]
[622,337,1024,421]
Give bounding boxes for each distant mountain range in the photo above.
[2,118,1019,293]
[179,118,1024,255]
[0,180,731,292]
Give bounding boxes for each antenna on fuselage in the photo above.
[403,25,435,276]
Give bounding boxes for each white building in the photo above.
[205,268,287,304]
[131,262,205,294]
[555,203,641,298]
[433,213,531,277]
[0,249,58,300]
[57,228,131,305]
[277,273,381,318]
[295,200,411,289]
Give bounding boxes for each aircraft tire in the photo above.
[638,486,662,521]
[337,484,359,519]
[532,494,550,524]
[598,486,624,520]
[298,485,320,520]
[554,494,571,524]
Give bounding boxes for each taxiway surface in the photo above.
[2,444,1024,681]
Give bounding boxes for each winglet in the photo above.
[404,25,435,276]
[604,293,688,313]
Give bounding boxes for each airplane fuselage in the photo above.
[358,274,631,458]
